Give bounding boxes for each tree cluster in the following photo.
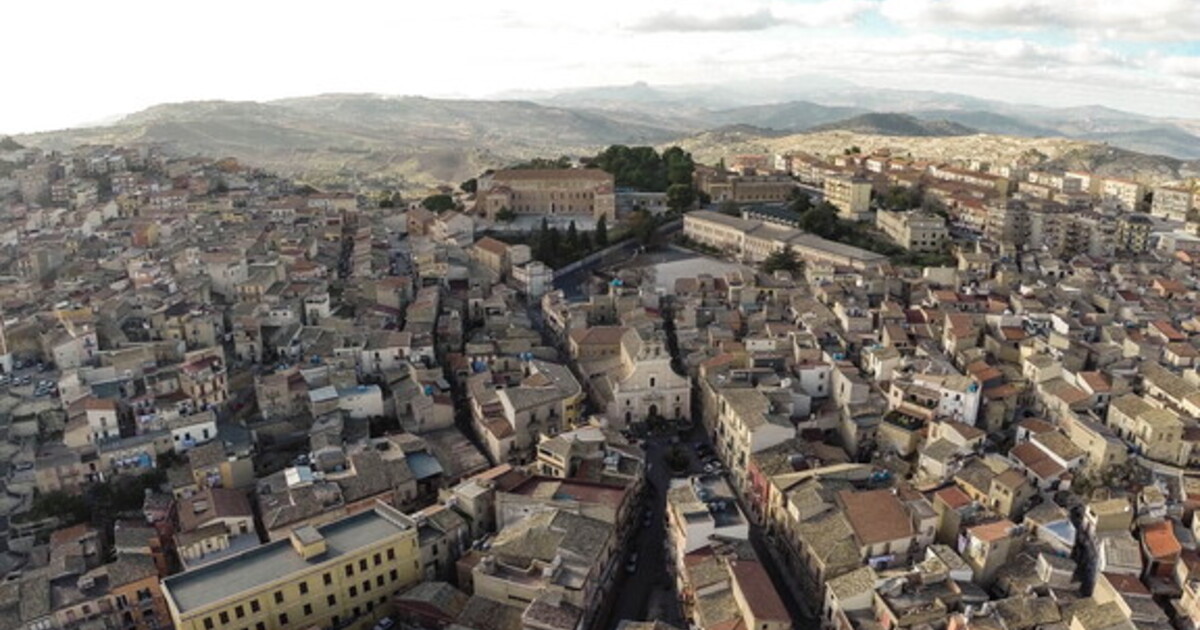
[589,145,695,193]
[511,156,572,170]
[532,218,597,268]
[761,246,803,275]
[421,194,457,213]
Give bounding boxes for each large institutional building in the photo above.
[162,503,422,630]
[476,169,616,221]
[683,210,887,269]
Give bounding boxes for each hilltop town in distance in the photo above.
[4,120,1200,630]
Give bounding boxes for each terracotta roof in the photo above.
[1077,372,1112,393]
[838,489,914,545]
[1142,520,1182,560]
[1101,572,1150,596]
[934,485,973,510]
[473,237,509,257]
[1018,418,1056,434]
[569,326,628,347]
[969,519,1015,543]
[729,560,789,622]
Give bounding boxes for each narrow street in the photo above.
[602,437,683,629]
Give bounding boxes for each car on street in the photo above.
[626,552,639,573]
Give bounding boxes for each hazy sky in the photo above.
[5,0,1199,133]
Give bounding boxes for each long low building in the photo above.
[163,502,422,630]
[683,210,887,269]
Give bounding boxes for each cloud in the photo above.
[878,0,1200,41]
[628,8,779,32]
[626,1,872,33]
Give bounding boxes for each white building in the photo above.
[168,409,218,453]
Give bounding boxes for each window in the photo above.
[323,573,332,586]
[350,586,358,598]
[363,580,371,592]
[220,612,230,625]
[303,604,313,617]
[353,607,361,618]
[250,601,260,614]
[359,559,368,572]
[256,624,265,630]
[278,614,288,626]
[373,553,382,566]
[367,602,374,613]
[299,581,308,595]
[274,592,283,605]
[235,606,245,619]
[389,569,398,582]
[328,595,337,607]
[386,549,395,561]
[376,575,384,587]
[332,616,340,627]
[204,619,214,630]
[345,565,354,577]
[650,377,656,388]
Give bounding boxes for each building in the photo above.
[1151,186,1192,221]
[476,169,615,221]
[682,210,887,270]
[824,174,872,221]
[162,502,422,630]
[1116,214,1153,253]
[875,210,948,253]
[582,328,691,428]
[1101,177,1146,211]
[695,167,795,204]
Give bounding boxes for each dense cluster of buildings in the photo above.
[3,129,1200,630]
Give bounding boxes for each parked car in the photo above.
[373,618,395,630]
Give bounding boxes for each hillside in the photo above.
[808,113,977,137]
[700,101,866,132]
[16,95,683,190]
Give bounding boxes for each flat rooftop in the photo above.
[163,505,411,614]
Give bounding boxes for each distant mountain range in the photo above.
[12,79,1200,190]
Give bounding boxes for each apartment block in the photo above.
[823,174,872,221]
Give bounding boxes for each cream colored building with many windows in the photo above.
[682,211,886,269]
[163,502,422,630]
[823,174,873,221]
[875,210,948,252]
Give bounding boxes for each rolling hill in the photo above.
[15,95,684,190]
[807,113,977,137]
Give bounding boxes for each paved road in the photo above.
[603,437,684,629]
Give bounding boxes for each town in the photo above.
[3,134,1200,630]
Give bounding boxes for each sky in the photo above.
[4,0,1200,134]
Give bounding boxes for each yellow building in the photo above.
[824,174,873,221]
[163,502,421,630]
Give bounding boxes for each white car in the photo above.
[373,618,395,630]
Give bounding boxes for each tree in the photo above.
[595,215,609,247]
[421,194,455,213]
[460,178,477,194]
[799,202,842,239]
[630,209,659,245]
[666,183,696,212]
[761,246,803,274]
[566,221,581,255]
[495,207,517,222]
[788,193,813,214]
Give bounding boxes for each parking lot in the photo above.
[1,359,60,399]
